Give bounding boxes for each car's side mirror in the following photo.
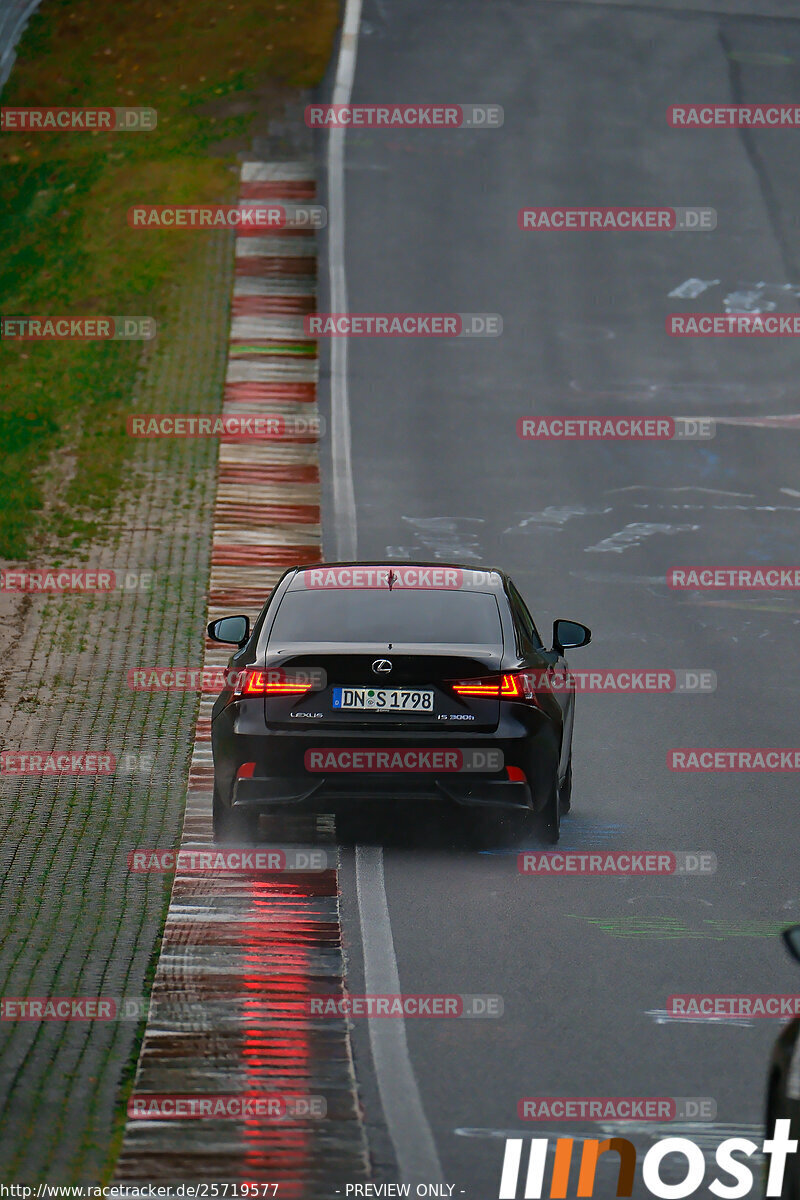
[207,615,250,646]
[553,619,591,653]
[782,926,800,965]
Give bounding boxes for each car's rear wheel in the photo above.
[526,730,561,844]
[559,755,572,813]
[537,769,561,844]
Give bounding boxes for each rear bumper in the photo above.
[213,696,560,815]
[231,774,533,811]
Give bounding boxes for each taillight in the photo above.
[451,676,502,697]
[450,672,542,704]
[237,669,312,697]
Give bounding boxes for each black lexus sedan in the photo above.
[207,562,591,844]
[766,926,800,1198]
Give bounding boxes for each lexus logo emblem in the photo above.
[372,659,393,675]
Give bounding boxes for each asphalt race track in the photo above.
[0,0,43,90]
[311,0,800,1193]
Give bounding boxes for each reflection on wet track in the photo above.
[115,803,370,1193]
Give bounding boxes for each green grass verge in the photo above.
[0,0,339,559]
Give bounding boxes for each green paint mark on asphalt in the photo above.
[570,915,788,940]
[727,51,793,66]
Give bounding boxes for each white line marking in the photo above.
[646,1008,754,1027]
[723,282,778,314]
[667,278,720,300]
[504,505,612,533]
[327,0,362,560]
[585,523,699,554]
[605,486,754,498]
[355,845,443,1183]
[715,414,800,429]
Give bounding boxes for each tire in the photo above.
[537,768,561,844]
[528,730,561,844]
[212,784,258,843]
[559,755,572,813]
[471,731,562,848]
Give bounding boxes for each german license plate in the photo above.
[332,687,434,712]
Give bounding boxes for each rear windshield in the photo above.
[269,588,503,645]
